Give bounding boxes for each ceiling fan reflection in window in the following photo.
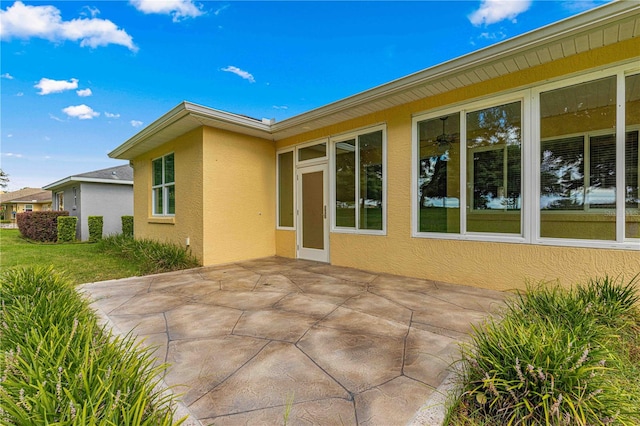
[426,116,456,158]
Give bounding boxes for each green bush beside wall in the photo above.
[122,215,134,238]
[57,216,77,243]
[88,215,103,242]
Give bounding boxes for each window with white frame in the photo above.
[25,204,33,212]
[152,153,175,216]
[277,150,294,228]
[334,128,385,232]
[56,192,64,211]
[414,68,638,248]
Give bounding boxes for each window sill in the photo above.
[148,216,175,225]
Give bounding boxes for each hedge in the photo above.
[57,216,78,243]
[88,216,103,242]
[17,211,69,242]
[122,215,134,238]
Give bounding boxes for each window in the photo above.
[298,143,326,162]
[56,192,64,211]
[414,66,637,248]
[539,77,616,240]
[626,73,640,239]
[25,204,33,212]
[417,114,460,233]
[334,128,385,232]
[152,153,175,216]
[467,101,522,234]
[277,151,294,228]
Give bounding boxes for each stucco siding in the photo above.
[131,128,205,260]
[273,37,640,290]
[202,127,276,265]
[80,182,133,239]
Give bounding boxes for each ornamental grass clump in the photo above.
[0,266,184,425]
[97,234,200,275]
[450,275,640,426]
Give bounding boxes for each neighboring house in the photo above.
[0,188,52,223]
[109,2,640,291]
[43,165,133,240]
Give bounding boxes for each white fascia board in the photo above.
[109,101,272,159]
[271,1,639,135]
[44,177,133,190]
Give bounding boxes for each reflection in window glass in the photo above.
[626,73,640,238]
[359,131,383,230]
[466,101,522,234]
[417,114,460,233]
[540,77,616,240]
[298,143,326,162]
[540,136,585,210]
[152,153,175,216]
[335,140,356,227]
[334,130,384,231]
[278,151,294,227]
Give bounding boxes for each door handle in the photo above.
[323,205,327,219]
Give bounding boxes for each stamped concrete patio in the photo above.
[79,257,506,425]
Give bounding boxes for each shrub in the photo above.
[451,276,640,425]
[57,216,77,243]
[97,234,200,274]
[17,211,69,242]
[0,266,183,425]
[122,215,134,238]
[88,215,103,242]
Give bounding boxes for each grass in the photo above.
[0,229,200,285]
[0,266,184,425]
[0,229,141,284]
[446,276,640,426]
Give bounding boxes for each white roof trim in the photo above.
[43,176,133,190]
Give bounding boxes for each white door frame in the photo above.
[296,163,329,262]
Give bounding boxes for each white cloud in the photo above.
[469,0,532,26]
[3,152,24,158]
[76,88,92,97]
[105,112,120,118]
[7,134,13,138]
[1,72,14,79]
[35,77,78,95]
[49,113,64,122]
[16,92,23,96]
[130,0,204,22]
[62,104,99,120]
[214,4,229,16]
[130,120,143,127]
[221,66,255,83]
[272,105,288,110]
[0,1,137,51]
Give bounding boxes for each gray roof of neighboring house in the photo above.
[43,164,133,191]
[0,189,52,204]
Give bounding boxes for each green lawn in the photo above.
[0,228,141,284]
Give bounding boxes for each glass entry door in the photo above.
[297,164,329,262]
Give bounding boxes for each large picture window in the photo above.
[417,114,460,233]
[540,77,616,240]
[152,153,175,216]
[467,101,522,234]
[334,128,384,232]
[413,67,637,248]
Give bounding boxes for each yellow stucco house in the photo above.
[110,2,639,291]
[0,188,52,224]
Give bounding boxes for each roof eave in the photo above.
[271,0,640,138]
[109,101,272,160]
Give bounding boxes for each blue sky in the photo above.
[0,0,611,191]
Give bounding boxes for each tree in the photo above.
[0,169,8,189]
